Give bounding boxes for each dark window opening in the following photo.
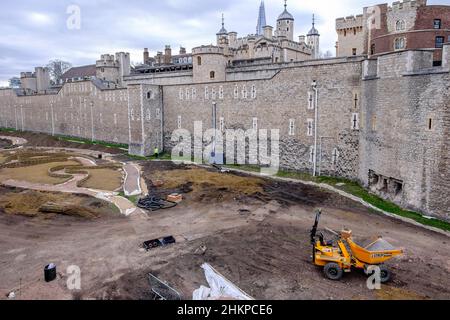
[352,48,357,56]
[435,36,444,48]
[370,44,375,55]
[197,56,202,66]
[392,180,403,196]
[434,19,441,29]
[354,28,357,35]
[344,30,347,37]
[210,71,215,79]
[428,118,433,130]
[433,61,442,67]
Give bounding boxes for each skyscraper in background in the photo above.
[256,1,267,35]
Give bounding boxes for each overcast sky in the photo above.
[0,0,448,86]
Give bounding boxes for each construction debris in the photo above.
[137,195,177,211]
[143,236,176,251]
[167,193,183,203]
[148,273,181,300]
[193,263,254,300]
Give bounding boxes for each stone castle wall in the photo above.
[0,48,449,220]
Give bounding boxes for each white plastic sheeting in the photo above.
[193,263,254,300]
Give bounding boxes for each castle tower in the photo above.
[307,15,320,59]
[276,0,294,41]
[216,14,228,47]
[256,1,267,36]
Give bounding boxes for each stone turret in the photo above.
[276,0,294,41]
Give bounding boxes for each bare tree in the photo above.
[46,60,72,84]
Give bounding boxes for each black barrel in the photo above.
[44,264,57,282]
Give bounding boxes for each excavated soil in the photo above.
[1,159,449,300]
[0,139,12,149]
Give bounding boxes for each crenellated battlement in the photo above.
[389,0,427,11]
[336,15,364,30]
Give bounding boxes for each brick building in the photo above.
[336,0,450,65]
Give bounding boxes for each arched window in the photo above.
[147,90,153,100]
[197,56,202,66]
[396,20,405,31]
[394,37,405,50]
[210,71,215,79]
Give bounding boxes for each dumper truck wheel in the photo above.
[324,263,343,281]
[379,265,391,283]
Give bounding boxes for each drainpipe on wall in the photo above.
[312,80,318,177]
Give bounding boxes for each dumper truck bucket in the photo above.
[347,237,403,265]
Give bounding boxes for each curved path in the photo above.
[123,163,142,197]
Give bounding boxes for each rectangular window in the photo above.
[252,117,258,130]
[219,117,224,132]
[352,48,357,56]
[308,91,314,110]
[251,85,257,99]
[205,86,209,100]
[428,118,433,130]
[219,86,224,100]
[177,115,182,129]
[179,88,184,100]
[309,146,315,163]
[307,119,314,136]
[211,87,216,100]
[434,19,441,29]
[289,119,295,136]
[242,85,248,99]
[435,36,444,48]
[351,113,360,130]
[156,108,161,119]
[371,115,377,131]
[234,86,239,99]
[192,88,197,99]
[114,114,117,125]
[185,88,190,100]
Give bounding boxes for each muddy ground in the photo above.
[0,138,12,149]
[0,131,124,154]
[0,159,449,300]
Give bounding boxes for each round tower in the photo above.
[276,0,294,41]
[307,14,320,59]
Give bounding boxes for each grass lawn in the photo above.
[0,160,79,185]
[80,168,123,191]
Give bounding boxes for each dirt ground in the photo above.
[0,131,125,154]
[0,158,448,300]
[0,139,12,149]
[0,186,118,219]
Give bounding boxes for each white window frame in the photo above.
[332,148,340,165]
[192,88,197,99]
[211,87,216,100]
[252,117,258,130]
[185,88,190,100]
[219,86,224,100]
[219,117,225,132]
[179,88,184,100]
[234,85,239,99]
[307,119,314,136]
[130,108,135,121]
[309,146,315,163]
[242,85,248,99]
[308,91,314,110]
[289,119,295,136]
[205,86,209,100]
[251,85,257,99]
[146,108,151,121]
[177,115,182,129]
[351,113,360,130]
